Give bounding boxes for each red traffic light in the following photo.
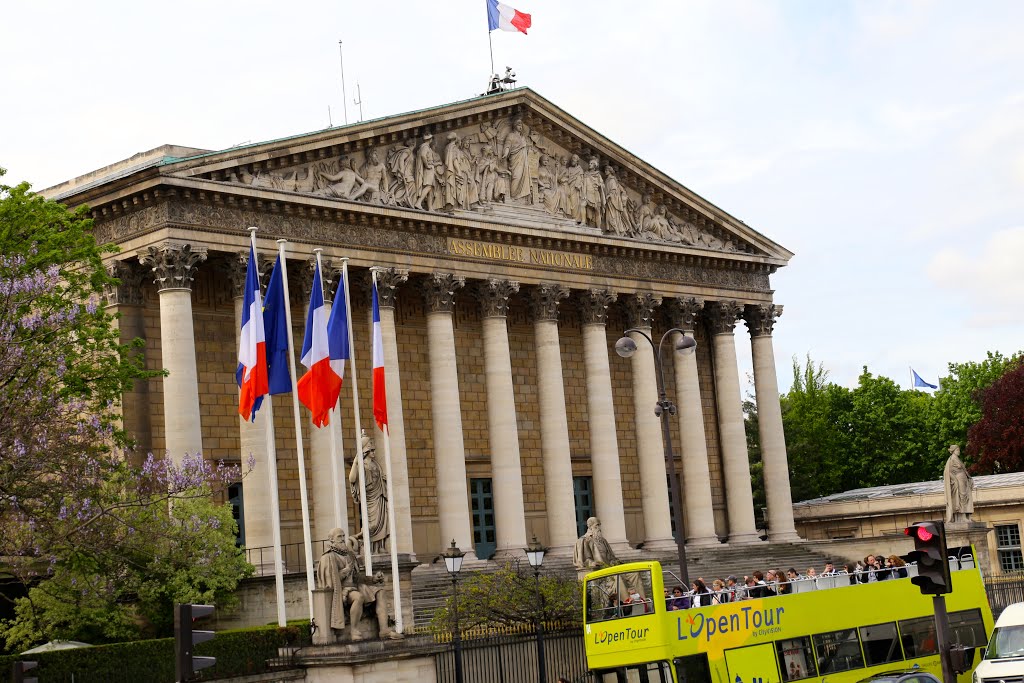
[904,525,935,542]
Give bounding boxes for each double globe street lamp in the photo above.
[615,327,695,587]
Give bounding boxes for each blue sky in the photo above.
[2,0,1022,393]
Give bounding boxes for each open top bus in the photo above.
[583,553,992,683]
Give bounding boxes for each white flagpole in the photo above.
[275,239,317,619]
[249,227,287,627]
[373,267,404,634]
[342,257,373,576]
[314,248,345,531]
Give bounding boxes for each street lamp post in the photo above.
[525,535,548,683]
[615,328,695,587]
[442,540,466,683]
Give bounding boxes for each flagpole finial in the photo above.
[341,256,350,264]
[277,238,287,245]
[313,247,323,255]
[247,226,259,235]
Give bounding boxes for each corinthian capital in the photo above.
[307,256,336,303]
[138,242,207,292]
[221,251,250,300]
[579,289,617,325]
[624,292,662,329]
[104,260,145,307]
[666,297,704,333]
[530,283,570,322]
[423,272,465,313]
[705,300,743,335]
[476,278,520,318]
[744,303,784,337]
[371,267,410,309]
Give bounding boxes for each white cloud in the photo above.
[928,226,1024,326]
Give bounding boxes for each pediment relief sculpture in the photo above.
[221,116,751,255]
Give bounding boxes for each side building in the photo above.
[44,88,800,576]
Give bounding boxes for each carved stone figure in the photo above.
[461,136,480,207]
[315,156,375,201]
[475,146,500,205]
[634,192,656,237]
[641,205,673,242]
[944,444,974,523]
[442,133,472,211]
[538,154,565,215]
[668,216,701,246]
[360,147,391,204]
[502,118,534,203]
[413,134,443,211]
[315,527,401,640]
[387,139,417,207]
[573,517,622,571]
[582,157,605,229]
[602,166,633,236]
[349,430,389,552]
[562,154,586,223]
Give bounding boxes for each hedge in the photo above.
[0,622,309,682]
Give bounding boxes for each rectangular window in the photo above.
[470,478,496,560]
[595,661,673,683]
[777,637,817,681]
[228,482,245,547]
[860,622,903,666]
[898,616,939,659]
[813,629,864,674]
[586,570,654,622]
[676,653,712,683]
[996,524,1024,572]
[948,609,988,648]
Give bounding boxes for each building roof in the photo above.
[793,471,1024,507]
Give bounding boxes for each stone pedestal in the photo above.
[945,520,992,574]
[312,588,338,645]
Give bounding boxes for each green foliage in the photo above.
[968,362,1024,474]
[430,562,582,633]
[0,622,308,683]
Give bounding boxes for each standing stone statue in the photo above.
[349,430,389,552]
[562,154,586,223]
[359,147,391,204]
[602,165,634,236]
[315,527,401,640]
[442,132,472,211]
[413,133,443,211]
[581,157,605,229]
[573,517,621,571]
[944,444,975,523]
[502,118,534,203]
[387,139,417,207]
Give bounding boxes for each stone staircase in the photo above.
[408,541,853,628]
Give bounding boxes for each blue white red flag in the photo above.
[297,261,343,427]
[371,277,388,430]
[487,0,531,34]
[263,254,293,395]
[236,243,269,421]
[911,368,938,390]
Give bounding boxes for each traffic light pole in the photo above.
[933,595,955,683]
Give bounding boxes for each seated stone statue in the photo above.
[573,516,621,571]
[315,527,401,641]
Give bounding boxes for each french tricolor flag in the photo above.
[236,241,269,421]
[487,0,531,34]
[297,261,343,428]
[371,276,388,430]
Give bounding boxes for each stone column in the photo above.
[424,273,474,556]
[224,252,275,553]
[139,243,207,464]
[373,268,416,558]
[705,300,760,544]
[744,304,800,542]
[530,284,578,550]
[103,260,152,463]
[476,278,528,553]
[666,297,719,546]
[624,292,674,547]
[579,290,628,547]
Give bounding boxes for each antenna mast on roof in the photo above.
[338,40,349,125]
[354,83,363,123]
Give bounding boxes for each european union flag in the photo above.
[911,368,938,390]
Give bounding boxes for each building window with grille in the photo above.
[995,524,1024,572]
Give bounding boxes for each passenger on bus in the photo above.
[711,578,730,604]
[691,579,712,607]
[668,585,690,610]
[822,561,837,576]
[726,575,745,601]
[888,554,909,579]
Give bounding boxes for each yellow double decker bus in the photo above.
[583,557,993,683]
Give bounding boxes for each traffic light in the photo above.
[174,603,216,682]
[904,521,952,595]
[11,660,38,683]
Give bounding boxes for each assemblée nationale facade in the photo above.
[44,88,800,573]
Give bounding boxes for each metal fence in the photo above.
[435,626,587,683]
[985,572,1024,618]
[245,540,329,577]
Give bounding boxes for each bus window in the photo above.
[949,608,987,648]
[898,616,939,658]
[594,661,674,683]
[813,628,865,674]
[860,622,904,666]
[675,653,712,683]
[587,570,655,622]
[777,637,816,681]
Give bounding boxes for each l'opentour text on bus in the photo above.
[583,553,993,683]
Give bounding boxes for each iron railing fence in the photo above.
[435,626,586,683]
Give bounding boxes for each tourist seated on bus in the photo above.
[888,554,909,578]
[711,578,730,604]
[856,556,876,583]
[691,579,712,607]
[668,585,690,611]
[805,567,818,579]
[822,561,837,576]
[726,575,745,601]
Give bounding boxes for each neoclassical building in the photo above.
[44,88,799,568]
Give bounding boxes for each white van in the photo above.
[974,602,1024,683]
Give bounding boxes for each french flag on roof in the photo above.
[487,0,531,34]
[371,276,388,430]
[297,261,343,428]
[236,241,269,421]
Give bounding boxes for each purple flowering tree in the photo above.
[0,171,252,650]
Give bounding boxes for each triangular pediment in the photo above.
[160,89,791,263]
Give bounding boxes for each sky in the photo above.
[2,0,1022,393]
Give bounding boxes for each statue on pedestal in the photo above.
[349,430,389,553]
[573,517,621,571]
[944,444,975,524]
[315,527,401,641]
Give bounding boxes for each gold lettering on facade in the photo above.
[447,238,593,271]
